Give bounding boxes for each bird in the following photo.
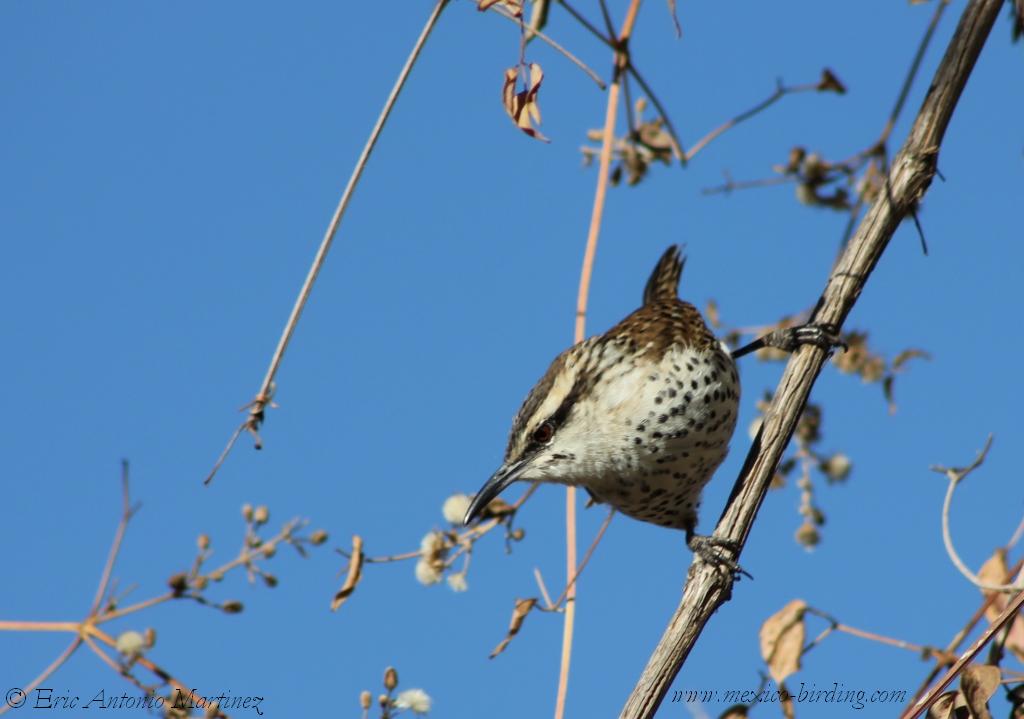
[463,245,839,565]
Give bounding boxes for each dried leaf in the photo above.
[817,68,847,94]
[331,535,364,611]
[960,664,1000,719]
[527,0,549,39]
[478,0,522,14]
[927,691,958,719]
[978,549,1024,662]
[759,600,807,684]
[883,375,897,415]
[892,348,931,370]
[978,549,1010,596]
[490,597,538,658]
[501,64,550,142]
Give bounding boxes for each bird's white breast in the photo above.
[580,343,740,529]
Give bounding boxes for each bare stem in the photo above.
[620,1,1003,716]
[0,638,82,717]
[486,1,606,89]
[905,558,1022,710]
[556,4,642,718]
[902,589,1024,719]
[90,461,136,614]
[206,0,451,484]
[880,0,951,146]
[686,80,821,162]
[933,436,1017,591]
[557,0,614,47]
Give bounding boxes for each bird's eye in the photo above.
[532,422,554,445]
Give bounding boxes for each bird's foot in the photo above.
[732,322,846,360]
[687,532,752,580]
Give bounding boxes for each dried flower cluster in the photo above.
[359,665,432,718]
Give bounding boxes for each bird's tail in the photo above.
[643,245,685,305]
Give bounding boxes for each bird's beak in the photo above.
[463,458,532,525]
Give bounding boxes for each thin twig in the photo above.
[933,436,1017,591]
[535,507,616,612]
[685,80,821,162]
[552,508,614,608]
[596,0,617,39]
[535,567,557,609]
[339,484,538,567]
[88,626,204,707]
[90,461,136,614]
[556,0,614,46]
[623,63,686,162]
[905,559,1023,710]
[901,589,1024,719]
[803,607,944,657]
[81,632,125,677]
[620,1,1004,716]
[880,0,951,146]
[1008,516,1024,550]
[0,638,81,717]
[486,2,606,89]
[701,174,793,195]
[556,4,642,718]
[205,0,451,484]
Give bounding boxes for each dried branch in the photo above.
[553,2,642,717]
[905,558,1023,711]
[90,460,138,614]
[484,1,606,89]
[0,475,323,714]
[620,1,1004,716]
[686,74,840,163]
[205,0,451,484]
[902,590,1024,719]
[932,436,1021,592]
[534,508,616,612]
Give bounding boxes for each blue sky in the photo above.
[2,1,1023,717]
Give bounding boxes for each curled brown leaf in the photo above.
[502,64,549,142]
[489,597,538,658]
[331,535,364,611]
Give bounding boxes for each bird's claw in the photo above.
[788,322,847,356]
[687,533,752,580]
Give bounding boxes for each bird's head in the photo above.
[463,343,596,524]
